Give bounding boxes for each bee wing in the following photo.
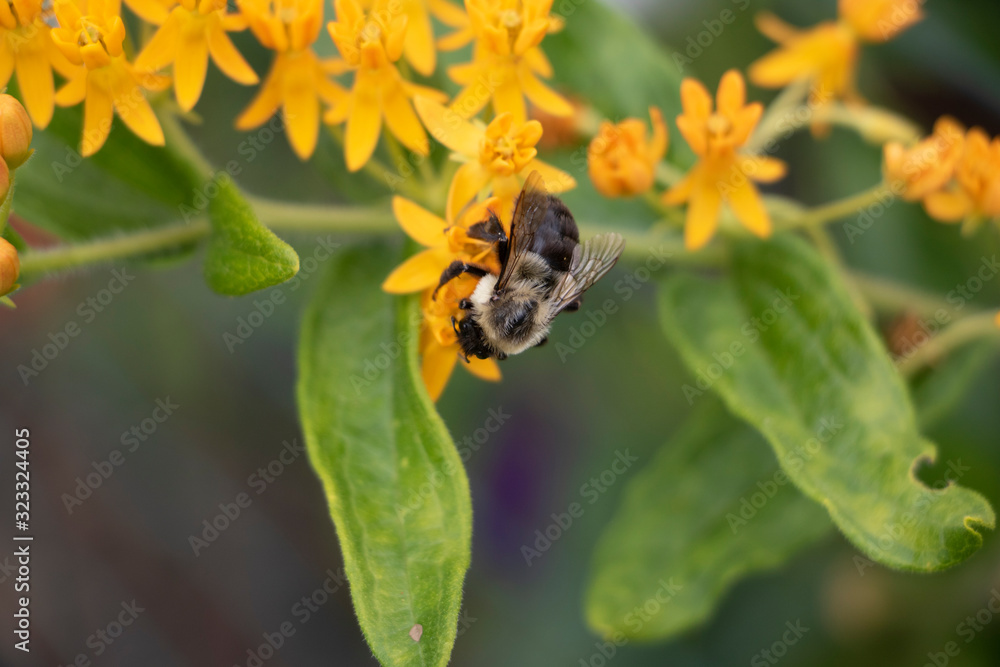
[496,171,550,291]
[550,233,626,314]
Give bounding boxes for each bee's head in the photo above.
[454,312,504,361]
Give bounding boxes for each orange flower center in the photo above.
[706,113,732,140]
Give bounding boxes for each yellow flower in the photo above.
[0,93,34,168]
[414,95,575,221]
[52,0,170,156]
[923,128,1000,229]
[360,0,438,76]
[0,0,80,128]
[0,236,19,297]
[382,195,502,400]
[663,70,786,251]
[134,0,259,112]
[883,116,965,202]
[236,0,346,160]
[749,0,921,107]
[325,0,444,172]
[588,107,668,198]
[445,0,571,124]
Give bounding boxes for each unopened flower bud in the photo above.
[0,159,9,202]
[0,237,20,296]
[0,95,33,170]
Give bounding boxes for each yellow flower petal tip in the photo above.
[668,71,784,249]
[588,106,668,198]
[0,94,33,169]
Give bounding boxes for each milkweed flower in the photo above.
[382,195,502,400]
[363,0,438,76]
[0,0,80,128]
[0,94,34,169]
[923,128,1000,230]
[52,0,169,156]
[414,96,575,221]
[326,0,445,172]
[749,0,922,108]
[883,116,965,202]
[133,0,259,112]
[663,70,786,251]
[0,236,19,297]
[236,0,346,160]
[444,0,571,124]
[588,107,668,198]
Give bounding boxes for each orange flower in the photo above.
[235,0,346,160]
[52,0,169,156]
[884,116,965,202]
[325,0,445,171]
[133,0,259,112]
[445,0,571,124]
[588,107,668,198]
[415,96,574,221]
[663,70,786,251]
[924,128,1000,229]
[749,0,922,107]
[0,0,79,128]
[382,195,502,400]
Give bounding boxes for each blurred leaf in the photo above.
[586,401,830,641]
[660,234,995,572]
[546,0,689,164]
[203,180,299,295]
[914,340,1000,430]
[12,101,202,240]
[297,244,471,667]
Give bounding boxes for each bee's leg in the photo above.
[562,298,582,312]
[467,211,507,244]
[458,298,473,310]
[434,261,490,298]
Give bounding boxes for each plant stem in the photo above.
[849,271,952,318]
[18,220,211,279]
[159,111,215,179]
[786,182,894,230]
[898,312,1000,377]
[250,197,398,233]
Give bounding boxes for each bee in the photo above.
[435,171,626,361]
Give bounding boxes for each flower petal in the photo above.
[392,196,446,247]
[134,8,182,72]
[174,26,211,111]
[14,48,54,129]
[81,78,114,156]
[282,64,320,160]
[207,23,259,85]
[113,81,165,147]
[446,161,490,222]
[464,356,501,382]
[414,95,481,157]
[383,83,429,156]
[726,179,771,238]
[716,69,746,118]
[492,70,527,125]
[924,191,970,224]
[746,156,787,183]
[421,337,459,401]
[684,175,722,251]
[382,247,454,293]
[345,70,382,171]
[525,159,576,193]
[402,0,436,76]
[519,68,572,117]
[236,57,284,129]
[680,77,712,120]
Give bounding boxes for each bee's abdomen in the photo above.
[529,195,580,273]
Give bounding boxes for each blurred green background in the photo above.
[2,0,1000,665]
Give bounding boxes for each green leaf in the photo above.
[914,340,1000,430]
[660,234,995,572]
[586,401,830,641]
[12,102,204,241]
[203,179,299,295]
[297,244,471,667]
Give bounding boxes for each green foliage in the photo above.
[13,104,204,240]
[585,402,831,641]
[203,179,299,295]
[660,234,995,572]
[296,244,472,667]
